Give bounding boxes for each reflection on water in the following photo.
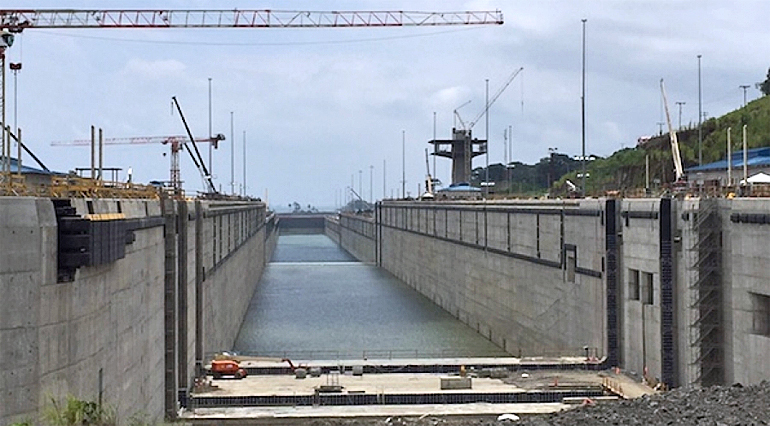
[233,234,507,358]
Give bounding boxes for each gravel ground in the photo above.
[307,381,770,426]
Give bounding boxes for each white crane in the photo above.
[456,67,524,131]
[661,79,684,181]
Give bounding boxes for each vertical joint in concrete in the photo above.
[176,201,189,394]
[161,196,178,420]
[194,201,204,377]
[604,199,620,367]
[659,197,677,387]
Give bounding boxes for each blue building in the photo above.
[685,147,770,186]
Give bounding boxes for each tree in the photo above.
[760,67,770,96]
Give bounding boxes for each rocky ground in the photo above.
[308,381,770,426]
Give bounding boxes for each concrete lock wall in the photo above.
[331,197,770,389]
[0,197,276,425]
[337,213,376,263]
[367,200,609,358]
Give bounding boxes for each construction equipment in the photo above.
[456,67,523,131]
[435,67,523,186]
[209,359,247,380]
[52,133,224,192]
[0,8,503,194]
[661,79,684,182]
[422,148,435,200]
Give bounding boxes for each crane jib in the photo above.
[0,10,503,30]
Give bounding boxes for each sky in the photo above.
[3,1,768,208]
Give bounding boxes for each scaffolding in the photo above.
[685,199,724,386]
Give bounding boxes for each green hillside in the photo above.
[558,94,770,195]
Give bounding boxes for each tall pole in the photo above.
[242,130,246,196]
[505,124,513,192]
[369,165,373,204]
[98,128,103,180]
[727,127,732,186]
[1,50,7,183]
[581,18,587,197]
[697,54,703,166]
[12,64,18,134]
[90,125,95,179]
[485,78,489,198]
[740,85,750,107]
[359,169,362,204]
[743,124,748,186]
[675,101,685,130]
[401,130,405,198]
[208,77,212,178]
[230,111,234,194]
[432,111,436,181]
[383,159,386,200]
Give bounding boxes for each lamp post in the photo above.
[581,18,587,198]
[740,85,750,107]
[697,54,702,166]
[369,165,373,205]
[208,77,213,178]
[675,101,685,130]
[485,78,490,198]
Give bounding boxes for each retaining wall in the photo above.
[0,197,276,425]
[331,197,770,389]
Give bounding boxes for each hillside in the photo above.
[564,94,770,195]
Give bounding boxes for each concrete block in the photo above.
[440,377,472,389]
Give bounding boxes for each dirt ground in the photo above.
[305,380,770,426]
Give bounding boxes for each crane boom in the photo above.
[660,79,684,181]
[468,67,523,130]
[0,9,503,30]
[51,135,218,147]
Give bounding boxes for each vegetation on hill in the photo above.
[472,87,770,197]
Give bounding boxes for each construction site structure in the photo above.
[430,129,487,185]
[51,133,226,192]
[0,8,503,196]
[430,68,522,186]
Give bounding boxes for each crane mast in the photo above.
[660,79,684,181]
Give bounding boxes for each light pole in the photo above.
[230,111,235,194]
[697,54,702,166]
[359,169,363,206]
[369,165,373,205]
[581,18,587,198]
[740,85,750,107]
[485,78,490,197]
[675,101,685,130]
[10,62,20,133]
[401,130,405,198]
[208,77,213,178]
[383,159,386,200]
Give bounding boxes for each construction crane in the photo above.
[457,67,523,131]
[51,133,225,191]
[660,79,684,181]
[0,8,503,194]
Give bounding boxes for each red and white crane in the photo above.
[0,8,504,192]
[51,133,225,191]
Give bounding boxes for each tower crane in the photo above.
[51,133,226,191]
[457,67,523,131]
[0,9,503,193]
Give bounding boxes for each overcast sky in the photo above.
[5,1,767,208]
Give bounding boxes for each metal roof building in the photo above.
[686,147,770,186]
